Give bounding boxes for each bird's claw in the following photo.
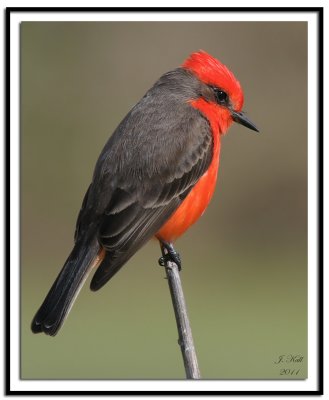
[158,251,182,271]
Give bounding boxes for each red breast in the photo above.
[156,97,223,242]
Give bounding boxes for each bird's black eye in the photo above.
[213,88,228,105]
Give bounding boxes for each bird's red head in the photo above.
[182,50,244,111]
[182,50,258,135]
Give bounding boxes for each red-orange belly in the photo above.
[156,135,221,242]
[156,97,225,243]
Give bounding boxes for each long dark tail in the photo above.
[31,236,101,336]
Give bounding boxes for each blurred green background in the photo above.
[21,21,307,380]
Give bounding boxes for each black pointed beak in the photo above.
[231,110,259,132]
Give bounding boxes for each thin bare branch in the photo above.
[161,253,201,379]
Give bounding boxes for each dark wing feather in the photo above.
[74,68,214,291]
[90,198,181,290]
[90,126,212,291]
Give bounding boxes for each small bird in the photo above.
[31,50,258,336]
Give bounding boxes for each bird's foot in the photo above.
[158,242,182,271]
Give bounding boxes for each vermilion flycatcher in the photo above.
[31,50,258,336]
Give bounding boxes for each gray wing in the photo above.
[75,68,214,290]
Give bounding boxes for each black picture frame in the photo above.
[5,6,323,396]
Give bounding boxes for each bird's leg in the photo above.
[158,240,182,271]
